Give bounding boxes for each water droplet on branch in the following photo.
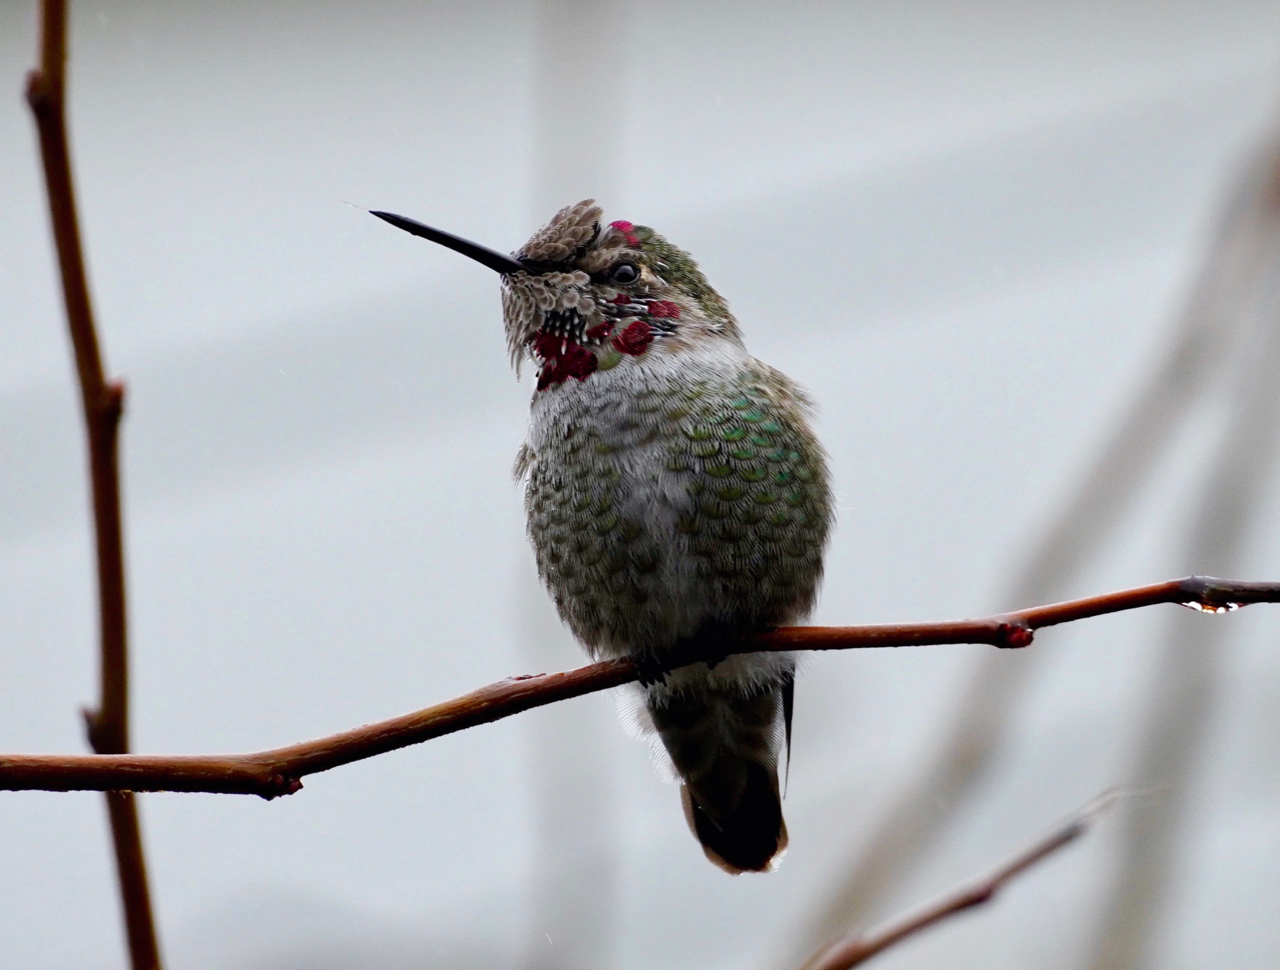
[1178,601,1244,614]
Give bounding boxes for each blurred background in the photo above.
[5,2,1280,968]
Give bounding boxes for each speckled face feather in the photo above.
[500,199,741,388]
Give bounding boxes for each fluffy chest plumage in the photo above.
[517,341,832,662]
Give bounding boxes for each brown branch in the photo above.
[25,2,161,968]
[0,576,1275,798]
[795,791,1118,970]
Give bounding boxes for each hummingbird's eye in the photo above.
[609,262,640,285]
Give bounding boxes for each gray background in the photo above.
[4,2,1280,968]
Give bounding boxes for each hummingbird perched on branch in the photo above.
[373,200,833,873]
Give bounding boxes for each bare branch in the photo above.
[796,791,1119,970]
[25,2,161,967]
[0,577,1274,798]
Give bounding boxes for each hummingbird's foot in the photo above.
[698,627,747,671]
[634,653,669,688]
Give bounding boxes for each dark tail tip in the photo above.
[681,761,788,874]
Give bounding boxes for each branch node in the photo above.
[963,887,994,909]
[1177,574,1247,612]
[102,380,126,419]
[260,773,303,800]
[25,69,53,111]
[82,705,110,753]
[994,621,1034,649]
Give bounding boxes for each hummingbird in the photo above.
[373,200,833,873]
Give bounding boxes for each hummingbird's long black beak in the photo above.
[370,210,526,275]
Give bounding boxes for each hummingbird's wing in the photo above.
[782,669,794,794]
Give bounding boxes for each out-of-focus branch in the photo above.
[796,793,1118,970]
[797,139,1279,952]
[0,577,1275,797]
[1087,147,1280,970]
[24,2,161,968]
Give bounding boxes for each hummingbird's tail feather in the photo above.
[680,758,787,874]
[649,675,790,874]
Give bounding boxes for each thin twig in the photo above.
[0,576,1274,797]
[25,2,161,968]
[796,792,1119,970]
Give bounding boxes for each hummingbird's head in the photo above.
[371,200,739,392]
